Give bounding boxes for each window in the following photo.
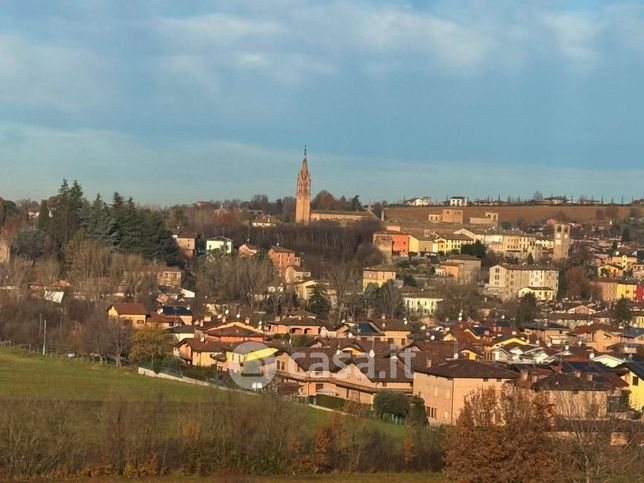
[633,376,639,386]
[315,383,323,391]
[427,407,437,419]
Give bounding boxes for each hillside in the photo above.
[0,346,214,402]
[384,204,635,224]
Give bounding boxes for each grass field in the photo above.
[0,346,215,402]
[0,345,406,439]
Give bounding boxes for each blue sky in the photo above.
[1,0,643,204]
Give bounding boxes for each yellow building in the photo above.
[362,264,397,289]
[618,363,643,411]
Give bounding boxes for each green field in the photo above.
[0,346,215,402]
[0,345,406,439]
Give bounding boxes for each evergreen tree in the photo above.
[515,292,538,327]
[36,200,50,232]
[613,298,632,326]
[308,284,331,318]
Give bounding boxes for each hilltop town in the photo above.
[0,152,643,479]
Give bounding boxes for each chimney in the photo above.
[585,373,593,382]
[520,370,529,382]
[245,317,250,324]
[574,370,581,378]
[426,358,432,368]
[530,374,538,383]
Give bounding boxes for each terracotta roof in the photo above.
[415,359,520,379]
[531,373,611,391]
[111,303,147,316]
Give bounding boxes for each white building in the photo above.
[206,237,233,255]
[486,264,559,301]
[405,197,432,207]
[449,196,468,207]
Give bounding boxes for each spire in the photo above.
[298,147,310,180]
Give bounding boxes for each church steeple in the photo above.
[295,147,311,225]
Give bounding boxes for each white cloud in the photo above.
[1,122,642,204]
[155,13,282,47]
[0,34,110,110]
[541,12,602,66]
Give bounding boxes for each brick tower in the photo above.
[295,148,311,225]
[553,223,571,260]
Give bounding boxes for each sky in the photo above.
[1,0,643,205]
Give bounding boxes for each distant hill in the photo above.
[385,205,636,224]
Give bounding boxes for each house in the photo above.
[521,321,571,345]
[517,372,613,419]
[107,303,148,329]
[373,231,410,257]
[268,246,301,272]
[266,313,333,337]
[371,318,414,347]
[174,234,197,259]
[206,237,233,255]
[402,289,443,316]
[443,254,481,283]
[591,278,640,301]
[362,264,397,289]
[157,305,194,325]
[487,264,559,301]
[174,337,230,367]
[405,197,432,207]
[615,363,644,410]
[157,266,183,287]
[238,243,258,257]
[293,279,337,308]
[449,196,469,207]
[331,356,414,404]
[598,264,625,278]
[413,359,519,424]
[570,324,622,352]
[517,286,556,301]
[284,265,311,284]
[202,321,265,344]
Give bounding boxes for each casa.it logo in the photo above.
[229,341,277,391]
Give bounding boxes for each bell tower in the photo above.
[295,148,311,225]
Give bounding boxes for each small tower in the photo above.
[553,223,570,260]
[295,148,311,225]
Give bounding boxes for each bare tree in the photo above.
[326,263,360,322]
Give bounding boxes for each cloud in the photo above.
[1,122,642,204]
[155,13,282,47]
[541,12,602,66]
[0,34,110,110]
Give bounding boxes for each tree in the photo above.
[373,391,409,420]
[13,230,45,260]
[36,200,50,232]
[461,240,486,259]
[446,386,566,482]
[326,264,360,322]
[435,284,481,321]
[308,284,331,319]
[515,292,538,327]
[129,327,171,371]
[622,227,631,242]
[564,266,593,300]
[613,298,632,326]
[377,281,404,319]
[525,253,535,265]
